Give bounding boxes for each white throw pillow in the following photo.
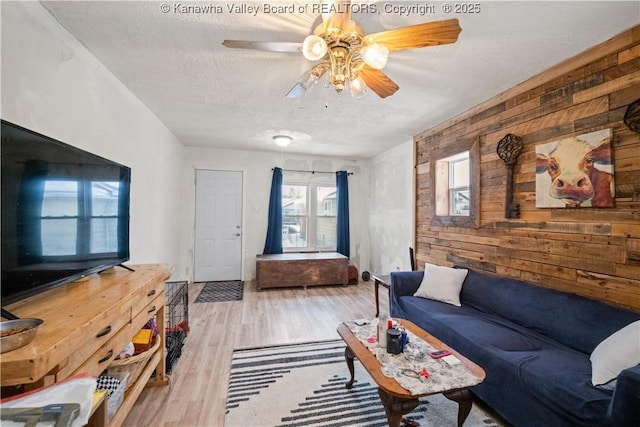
[413,263,468,307]
[590,320,640,387]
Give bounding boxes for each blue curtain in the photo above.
[336,171,350,258]
[263,167,283,254]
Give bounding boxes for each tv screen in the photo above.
[1,120,131,305]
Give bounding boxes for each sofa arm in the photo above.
[390,271,424,298]
[610,364,640,426]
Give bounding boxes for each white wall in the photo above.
[179,147,370,281]
[1,1,413,284]
[1,2,184,271]
[368,140,414,275]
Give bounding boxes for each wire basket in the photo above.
[105,336,160,390]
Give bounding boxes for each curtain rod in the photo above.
[273,168,354,176]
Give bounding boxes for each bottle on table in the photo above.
[378,313,388,348]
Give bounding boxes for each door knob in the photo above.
[235,233,241,237]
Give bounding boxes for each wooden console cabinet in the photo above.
[1,264,169,427]
[256,252,349,289]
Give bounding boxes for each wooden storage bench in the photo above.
[256,252,349,289]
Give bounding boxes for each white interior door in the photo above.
[194,170,243,282]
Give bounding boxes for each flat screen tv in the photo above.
[1,120,131,306]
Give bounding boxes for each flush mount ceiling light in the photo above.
[273,135,293,147]
[223,0,461,99]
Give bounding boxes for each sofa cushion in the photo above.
[590,320,640,387]
[394,294,545,354]
[458,267,640,354]
[414,263,467,306]
[517,346,613,426]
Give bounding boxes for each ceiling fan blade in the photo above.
[322,0,351,30]
[222,40,302,53]
[359,66,399,98]
[368,18,461,52]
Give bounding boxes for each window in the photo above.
[316,186,337,249]
[445,152,470,216]
[282,184,308,248]
[430,138,479,228]
[41,179,121,257]
[282,183,337,250]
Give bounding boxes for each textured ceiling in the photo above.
[41,1,640,158]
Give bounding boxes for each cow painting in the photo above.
[535,129,614,208]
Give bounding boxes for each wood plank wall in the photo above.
[414,25,640,311]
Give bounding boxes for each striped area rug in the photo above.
[224,340,499,427]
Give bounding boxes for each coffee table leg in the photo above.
[443,389,473,427]
[344,346,355,389]
[377,388,420,427]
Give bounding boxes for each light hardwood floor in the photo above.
[123,279,389,427]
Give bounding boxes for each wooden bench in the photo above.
[256,252,349,289]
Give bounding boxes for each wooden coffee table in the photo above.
[337,319,485,427]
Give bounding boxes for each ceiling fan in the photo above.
[222,0,461,99]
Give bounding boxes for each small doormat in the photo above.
[195,281,244,303]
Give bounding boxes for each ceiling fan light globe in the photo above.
[302,35,328,61]
[361,43,389,70]
[298,69,319,90]
[349,76,368,98]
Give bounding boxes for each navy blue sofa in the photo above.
[390,267,640,427]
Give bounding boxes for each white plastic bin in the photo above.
[97,371,129,421]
